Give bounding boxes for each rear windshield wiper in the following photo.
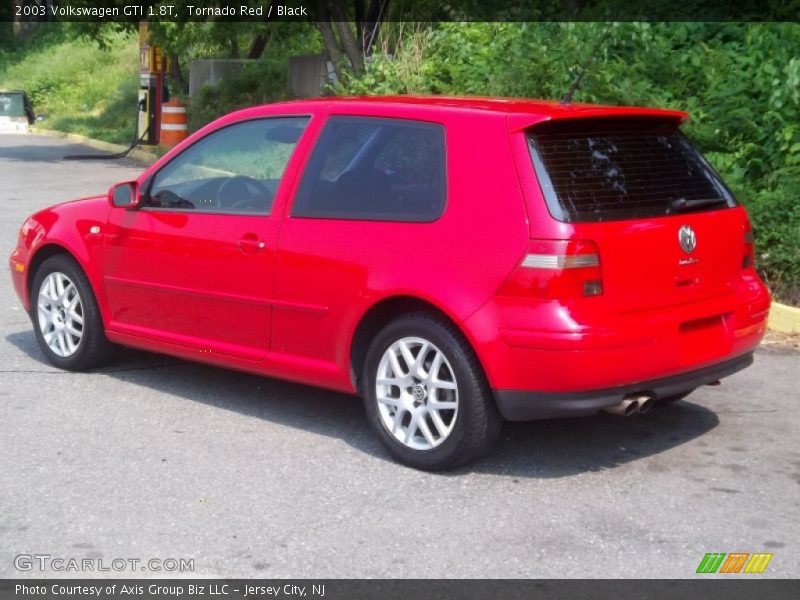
[668,197,728,213]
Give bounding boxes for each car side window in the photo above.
[146,117,309,214]
[292,116,446,221]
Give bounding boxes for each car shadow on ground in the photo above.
[0,141,141,167]
[6,329,720,478]
[0,142,84,163]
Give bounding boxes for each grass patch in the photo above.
[0,29,139,144]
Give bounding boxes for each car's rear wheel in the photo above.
[362,313,502,471]
[31,255,114,371]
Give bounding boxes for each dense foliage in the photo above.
[340,22,800,302]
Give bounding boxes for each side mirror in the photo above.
[108,181,141,210]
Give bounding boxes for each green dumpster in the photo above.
[0,90,35,132]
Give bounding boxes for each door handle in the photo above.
[236,237,266,254]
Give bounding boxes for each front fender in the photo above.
[14,197,110,315]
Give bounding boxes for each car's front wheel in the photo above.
[363,313,502,470]
[30,254,114,371]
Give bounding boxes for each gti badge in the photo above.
[679,225,697,254]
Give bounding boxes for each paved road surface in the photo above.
[1,134,798,578]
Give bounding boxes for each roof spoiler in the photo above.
[507,108,689,133]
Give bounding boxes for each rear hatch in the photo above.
[526,116,747,314]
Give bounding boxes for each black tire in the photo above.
[362,312,502,471]
[30,254,115,371]
[658,389,696,405]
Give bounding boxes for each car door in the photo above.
[103,116,310,360]
[272,116,448,373]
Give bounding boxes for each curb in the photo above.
[31,128,159,166]
[768,302,800,335]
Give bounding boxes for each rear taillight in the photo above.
[498,239,603,299]
[743,222,755,270]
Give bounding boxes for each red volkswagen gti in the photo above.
[9,97,771,470]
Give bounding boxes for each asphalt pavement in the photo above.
[1,134,798,578]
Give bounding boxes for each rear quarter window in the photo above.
[527,117,736,223]
[292,116,447,222]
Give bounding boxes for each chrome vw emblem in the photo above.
[412,384,427,402]
[678,225,697,254]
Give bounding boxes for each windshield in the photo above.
[527,117,736,223]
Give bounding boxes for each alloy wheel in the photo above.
[375,336,459,450]
[37,271,84,358]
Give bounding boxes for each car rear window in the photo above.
[527,117,736,223]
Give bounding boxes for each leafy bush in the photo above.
[341,22,800,303]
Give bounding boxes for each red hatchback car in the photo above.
[10,96,770,470]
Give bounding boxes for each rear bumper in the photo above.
[494,351,753,421]
[464,272,769,394]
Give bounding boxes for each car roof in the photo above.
[268,95,689,126]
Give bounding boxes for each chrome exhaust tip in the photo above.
[602,394,656,417]
[636,396,655,414]
[602,398,639,417]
